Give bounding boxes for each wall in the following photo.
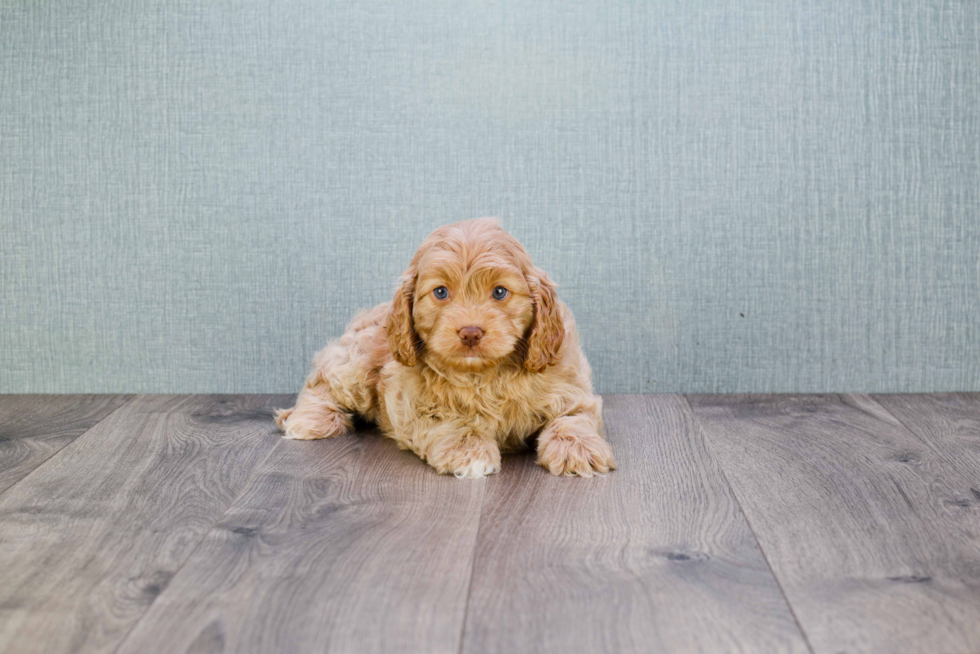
[2,0,978,393]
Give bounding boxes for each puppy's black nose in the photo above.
[458,326,484,347]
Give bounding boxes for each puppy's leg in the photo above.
[416,422,501,479]
[536,403,616,477]
[275,381,354,440]
[276,304,389,440]
[275,341,360,441]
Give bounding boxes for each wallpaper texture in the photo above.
[2,0,978,393]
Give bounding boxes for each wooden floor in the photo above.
[0,395,978,653]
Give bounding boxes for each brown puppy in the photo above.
[274,218,615,478]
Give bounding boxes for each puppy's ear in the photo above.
[386,267,420,367]
[524,268,564,372]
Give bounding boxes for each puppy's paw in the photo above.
[279,408,353,441]
[537,430,616,478]
[428,435,501,479]
[273,408,293,429]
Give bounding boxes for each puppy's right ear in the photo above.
[386,267,419,367]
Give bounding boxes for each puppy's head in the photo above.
[386,218,564,373]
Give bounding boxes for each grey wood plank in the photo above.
[0,394,287,654]
[0,394,133,494]
[461,394,809,654]
[688,394,980,654]
[116,427,487,654]
[872,393,980,487]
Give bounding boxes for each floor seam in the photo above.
[863,393,952,462]
[683,395,817,654]
[0,394,139,501]
[456,475,491,654]
[111,395,288,654]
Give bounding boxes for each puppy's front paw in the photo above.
[273,408,293,430]
[277,407,353,441]
[428,435,501,479]
[537,429,616,478]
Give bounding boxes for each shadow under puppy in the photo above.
[275,218,615,478]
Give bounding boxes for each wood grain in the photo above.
[689,394,980,654]
[116,427,487,654]
[5,393,978,654]
[0,394,286,654]
[872,393,980,486]
[0,394,133,494]
[460,394,809,654]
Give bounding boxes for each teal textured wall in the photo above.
[2,1,978,393]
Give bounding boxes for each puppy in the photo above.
[274,218,615,478]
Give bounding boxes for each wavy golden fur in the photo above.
[274,218,615,478]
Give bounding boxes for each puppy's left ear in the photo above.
[386,267,420,367]
[524,268,564,372]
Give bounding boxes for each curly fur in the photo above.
[275,218,615,478]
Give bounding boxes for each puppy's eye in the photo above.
[492,286,509,300]
[433,286,449,300]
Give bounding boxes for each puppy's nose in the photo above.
[458,326,484,347]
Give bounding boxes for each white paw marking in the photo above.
[282,427,320,441]
[453,459,499,479]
